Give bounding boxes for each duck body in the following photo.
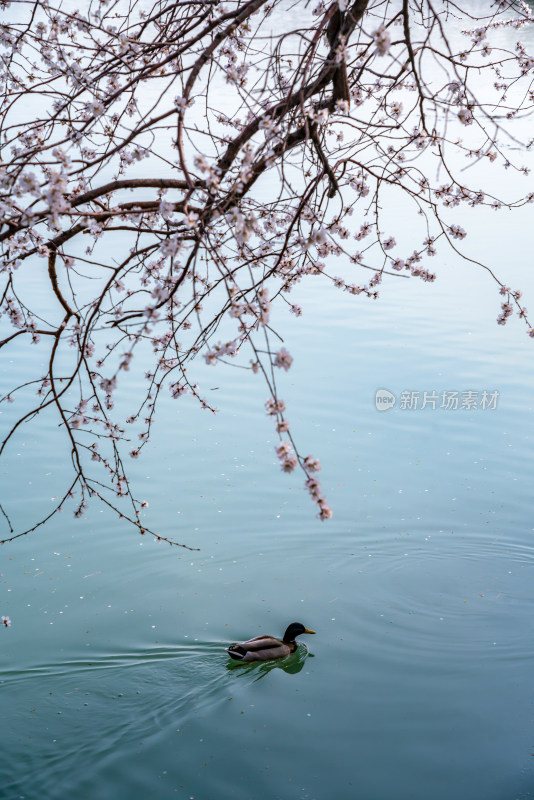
[226,622,315,662]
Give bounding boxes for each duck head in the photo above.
[283,622,316,643]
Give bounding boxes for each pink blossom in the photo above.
[274,348,293,371]
[303,455,321,472]
[305,477,321,497]
[265,397,286,416]
[317,503,333,520]
[373,25,391,56]
[335,99,350,113]
[281,456,298,472]
[170,382,187,398]
[449,225,467,240]
[458,108,473,125]
[275,442,292,458]
[355,223,372,240]
[275,441,297,472]
[159,200,174,220]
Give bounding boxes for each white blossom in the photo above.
[373,25,391,56]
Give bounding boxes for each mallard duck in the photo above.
[226,622,316,662]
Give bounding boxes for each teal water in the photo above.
[2,238,534,798]
[3,5,534,799]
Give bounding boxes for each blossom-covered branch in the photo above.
[1,0,533,545]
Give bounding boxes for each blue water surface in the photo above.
[2,3,534,798]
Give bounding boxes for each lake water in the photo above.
[2,4,534,800]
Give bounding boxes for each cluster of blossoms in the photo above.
[204,340,240,366]
[305,476,332,520]
[458,107,474,126]
[348,174,370,197]
[373,25,391,57]
[448,225,467,240]
[275,441,298,473]
[226,206,259,246]
[169,382,188,398]
[497,301,514,325]
[273,348,293,371]
[274,440,330,518]
[265,397,287,417]
[497,286,527,327]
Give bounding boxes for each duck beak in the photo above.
[304,628,316,634]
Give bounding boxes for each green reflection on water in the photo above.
[226,644,313,680]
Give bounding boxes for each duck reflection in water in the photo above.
[226,643,314,680]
